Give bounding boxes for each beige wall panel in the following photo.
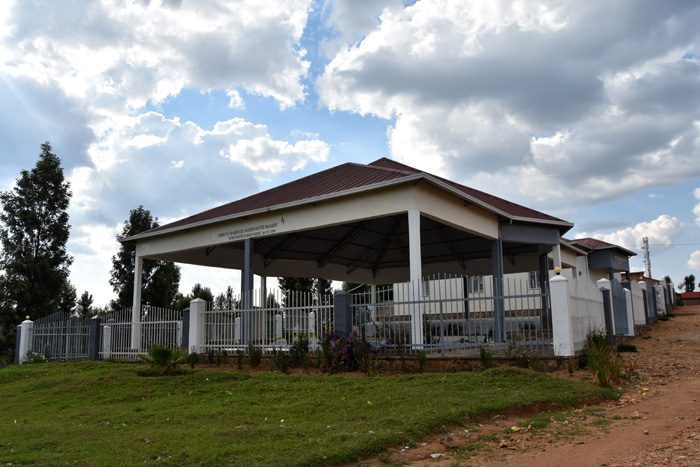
[414,183,499,239]
[137,183,417,258]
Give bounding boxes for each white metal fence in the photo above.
[202,288,333,353]
[99,307,182,360]
[30,312,90,360]
[351,274,552,356]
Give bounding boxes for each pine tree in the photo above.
[0,142,73,359]
[109,206,181,310]
[77,291,94,318]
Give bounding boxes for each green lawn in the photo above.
[0,362,615,466]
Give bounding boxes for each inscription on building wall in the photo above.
[217,222,278,241]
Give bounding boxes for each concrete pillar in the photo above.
[241,238,254,344]
[491,236,505,343]
[308,311,316,338]
[88,316,103,360]
[597,278,614,345]
[14,325,21,365]
[102,321,112,360]
[408,209,423,347]
[623,289,635,337]
[552,244,562,270]
[370,284,377,320]
[550,275,574,357]
[181,308,190,350]
[18,317,33,364]
[260,276,267,308]
[188,298,207,353]
[333,291,353,337]
[130,255,143,351]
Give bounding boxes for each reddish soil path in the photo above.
[359,305,700,467]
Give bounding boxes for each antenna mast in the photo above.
[642,236,652,279]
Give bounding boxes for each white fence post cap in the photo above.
[597,278,611,291]
[550,275,567,283]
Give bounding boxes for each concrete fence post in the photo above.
[88,316,103,361]
[597,278,614,346]
[550,275,574,357]
[102,322,112,360]
[623,289,635,337]
[188,298,206,353]
[18,317,34,364]
[181,308,190,351]
[14,325,22,365]
[333,291,353,338]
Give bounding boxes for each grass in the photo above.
[0,362,615,466]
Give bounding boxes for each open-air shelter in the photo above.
[120,158,574,349]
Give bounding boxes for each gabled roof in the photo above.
[132,157,571,240]
[571,237,637,257]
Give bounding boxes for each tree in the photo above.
[278,277,316,307]
[0,142,73,359]
[109,206,181,310]
[683,274,696,293]
[174,283,215,311]
[77,291,94,318]
[663,275,672,285]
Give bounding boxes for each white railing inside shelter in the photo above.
[202,288,333,353]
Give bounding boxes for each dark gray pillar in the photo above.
[333,291,353,337]
[181,308,190,351]
[608,267,615,281]
[538,253,550,333]
[601,289,614,346]
[491,237,505,343]
[14,325,21,365]
[241,238,254,344]
[641,288,649,325]
[88,316,103,361]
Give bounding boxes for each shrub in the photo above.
[274,349,289,373]
[582,331,625,387]
[185,351,199,369]
[415,351,427,372]
[319,331,382,375]
[24,350,47,364]
[207,348,215,366]
[616,343,637,353]
[137,345,186,375]
[248,343,262,368]
[479,346,494,370]
[289,336,310,367]
[236,350,244,370]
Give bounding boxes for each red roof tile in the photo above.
[145,157,569,236]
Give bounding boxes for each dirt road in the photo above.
[362,305,700,467]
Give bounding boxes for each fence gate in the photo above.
[31,312,90,361]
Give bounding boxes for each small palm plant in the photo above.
[138,345,186,375]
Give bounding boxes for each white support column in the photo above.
[188,298,207,353]
[260,276,267,308]
[241,238,254,345]
[552,244,562,270]
[18,317,34,364]
[623,289,635,336]
[408,209,423,348]
[130,255,143,351]
[550,275,575,357]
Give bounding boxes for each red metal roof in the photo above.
[145,157,569,236]
[680,292,700,299]
[572,238,616,249]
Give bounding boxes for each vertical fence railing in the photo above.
[202,288,333,354]
[30,312,90,360]
[350,273,552,356]
[99,306,182,360]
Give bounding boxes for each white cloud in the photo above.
[2,0,312,115]
[693,187,700,226]
[70,111,329,226]
[317,0,700,208]
[688,250,700,270]
[226,90,245,109]
[576,215,685,254]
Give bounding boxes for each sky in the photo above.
[1,0,700,307]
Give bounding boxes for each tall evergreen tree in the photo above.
[0,142,73,359]
[77,291,94,318]
[109,206,181,310]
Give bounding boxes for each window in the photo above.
[468,275,484,293]
[529,271,540,289]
